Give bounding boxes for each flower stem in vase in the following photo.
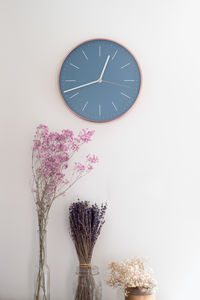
[34,230,50,300]
[75,266,96,300]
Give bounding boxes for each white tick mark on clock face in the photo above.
[111,50,118,60]
[99,46,101,57]
[69,92,79,99]
[82,50,88,60]
[112,101,118,111]
[99,104,101,116]
[82,101,88,111]
[123,79,135,82]
[69,62,80,69]
[120,92,131,99]
[120,62,131,69]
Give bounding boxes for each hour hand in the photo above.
[63,80,99,93]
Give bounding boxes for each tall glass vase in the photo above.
[34,230,50,300]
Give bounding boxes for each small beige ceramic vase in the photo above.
[125,288,155,300]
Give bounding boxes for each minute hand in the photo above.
[99,55,110,79]
[64,80,98,93]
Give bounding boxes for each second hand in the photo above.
[102,80,131,88]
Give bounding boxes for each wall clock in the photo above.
[59,39,141,122]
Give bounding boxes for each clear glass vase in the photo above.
[34,230,50,300]
[73,266,102,300]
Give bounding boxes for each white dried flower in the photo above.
[106,257,157,295]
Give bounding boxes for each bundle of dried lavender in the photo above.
[69,200,107,300]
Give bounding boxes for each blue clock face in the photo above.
[59,39,141,122]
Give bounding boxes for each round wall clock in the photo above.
[59,39,141,122]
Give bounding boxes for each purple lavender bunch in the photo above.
[69,200,107,265]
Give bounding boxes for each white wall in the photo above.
[1,0,200,299]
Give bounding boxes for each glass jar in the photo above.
[73,265,102,300]
[34,230,50,300]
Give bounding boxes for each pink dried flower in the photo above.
[78,129,95,143]
[87,154,99,163]
[87,165,93,170]
[32,124,98,231]
[74,162,86,172]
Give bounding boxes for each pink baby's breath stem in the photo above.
[54,171,86,200]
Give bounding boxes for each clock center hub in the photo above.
[98,78,103,83]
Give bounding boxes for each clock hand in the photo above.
[99,55,110,80]
[102,80,131,88]
[63,80,99,93]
